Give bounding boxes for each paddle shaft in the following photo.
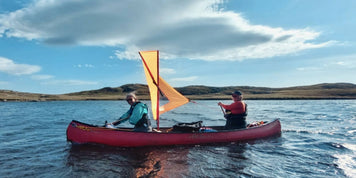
[219,105,226,115]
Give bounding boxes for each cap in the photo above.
[232,90,242,96]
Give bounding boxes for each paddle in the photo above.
[219,105,226,115]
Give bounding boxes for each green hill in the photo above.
[1,83,356,101]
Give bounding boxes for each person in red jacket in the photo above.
[218,90,247,129]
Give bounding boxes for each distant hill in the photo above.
[1,83,356,101]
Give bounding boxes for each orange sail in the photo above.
[139,50,189,124]
[139,51,160,121]
[158,77,189,115]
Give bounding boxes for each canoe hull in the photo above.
[66,119,281,147]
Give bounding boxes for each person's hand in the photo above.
[218,102,222,106]
[105,123,115,128]
[112,120,121,126]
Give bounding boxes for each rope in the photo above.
[189,100,222,111]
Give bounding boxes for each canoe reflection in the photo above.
[66,142,250,177]
[66,144,190,177]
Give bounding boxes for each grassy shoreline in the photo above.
[1,83,356,102]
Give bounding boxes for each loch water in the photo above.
[0,100,355,178]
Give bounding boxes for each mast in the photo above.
[156,50,160,129]
[139,50,189,130]
[139,50,160,130]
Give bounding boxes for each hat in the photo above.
[232,90,242,96]
[126,92,137,99]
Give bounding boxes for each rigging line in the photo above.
[189,100,220,110]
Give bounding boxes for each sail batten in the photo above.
[139,50,189,126]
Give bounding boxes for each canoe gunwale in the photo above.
[66,119,281,147]
[69,119,276,133]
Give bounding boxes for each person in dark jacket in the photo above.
[218,90,247,129]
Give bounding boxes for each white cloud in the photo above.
[170,76,198,82]
[336,61,346,66]
[0,0,335,61]
[0,57,41,75]
[296,67,321,71]
[332,55,356,69]
[43,79,98,86]
[160,68,176,75]
[0,81,9,85]
[74,64,95,68]
[31,74,54,80]
[297,54,356,71]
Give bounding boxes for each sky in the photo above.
[0,0,355,94]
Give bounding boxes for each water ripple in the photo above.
[1,100,355,177]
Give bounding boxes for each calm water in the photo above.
[0,100,355,177]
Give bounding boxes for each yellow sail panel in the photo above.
[158,76,189,115]
[139,51,159,120]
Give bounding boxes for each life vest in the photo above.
[130,102,151,129]
[127,101,142,115]
[224,103,248,120]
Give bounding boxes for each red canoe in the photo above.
[66,119,281,147]
[67,51,281,147]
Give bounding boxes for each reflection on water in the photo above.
[187,143,248,177]
[66,144,190,177]
[66,143,249,177]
